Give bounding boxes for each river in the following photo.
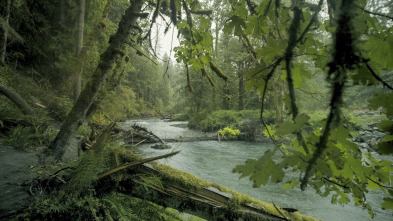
[123,118,391,221]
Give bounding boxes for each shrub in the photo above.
[218,127,241,139]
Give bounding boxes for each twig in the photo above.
[264,0,274,17]
[259,58,286,155]
[134,139,147,147]
[252,56,283,78]
[363,59,393,90]
[125,42,158,65]
[322,177,349,189]
[367,176,393,190]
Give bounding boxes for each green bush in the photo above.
[189,110,263,131]
[218,127,241,139]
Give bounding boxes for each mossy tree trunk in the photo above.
[45,0,144,162]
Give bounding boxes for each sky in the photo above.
[151,17,180,61]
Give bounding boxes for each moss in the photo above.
[209,61,228,81]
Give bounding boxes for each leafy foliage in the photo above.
[218,126,241,139]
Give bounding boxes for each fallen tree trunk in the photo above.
[0,82,33,115]
[109,149,317,221]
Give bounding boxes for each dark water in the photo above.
[124,119,391,221]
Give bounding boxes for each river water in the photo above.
[123,119,391,221]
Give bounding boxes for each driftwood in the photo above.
[115,124,165,144]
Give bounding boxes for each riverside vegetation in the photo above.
[1,0,393,220]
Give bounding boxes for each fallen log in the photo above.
[110,149,318,221]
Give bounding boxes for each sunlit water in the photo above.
[123,119,391,221]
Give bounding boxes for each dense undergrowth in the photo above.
[18,137,203,221]
[186,109,387,142]
[0,68,160,150]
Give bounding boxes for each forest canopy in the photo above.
[0,0,393,219]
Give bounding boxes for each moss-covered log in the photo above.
[112,149,318,221]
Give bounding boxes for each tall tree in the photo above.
[73,0,86,101]
[44,0,144,162]
[1,0,11,63]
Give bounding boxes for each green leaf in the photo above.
[350,63,378,85]
[245,15,267,37]
[382,135,393,142]
[233,159,258,178]
[234,150,284,187]
[189,58,203,70]
[377,120,393,133]
[362,35,393,70]
[382,197,393,210]
[223,16,246,36]
[375,141,393,155]
[276,114,310,135]
[199,55,210,64]
[368,93,393,118]
[263,124,278,139]
[367,175,380,191]
[282,179,298,190]
[338,191,350,205]
[292,63,311,88]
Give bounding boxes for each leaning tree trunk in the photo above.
[0,82,33,115]
[45,0,144,162]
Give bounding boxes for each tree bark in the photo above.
[0,82,33,115]
[237,63,244,110]
[73,0,86,101]
[1,0,11,64]
[73,0,85,101]
[59,0,66,24]
[45,0,144,162]
[222,81,229,110]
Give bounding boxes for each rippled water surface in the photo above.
[124,119,391,221]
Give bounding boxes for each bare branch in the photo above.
[354,3,393,20]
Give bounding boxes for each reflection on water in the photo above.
[125,119,391,221]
